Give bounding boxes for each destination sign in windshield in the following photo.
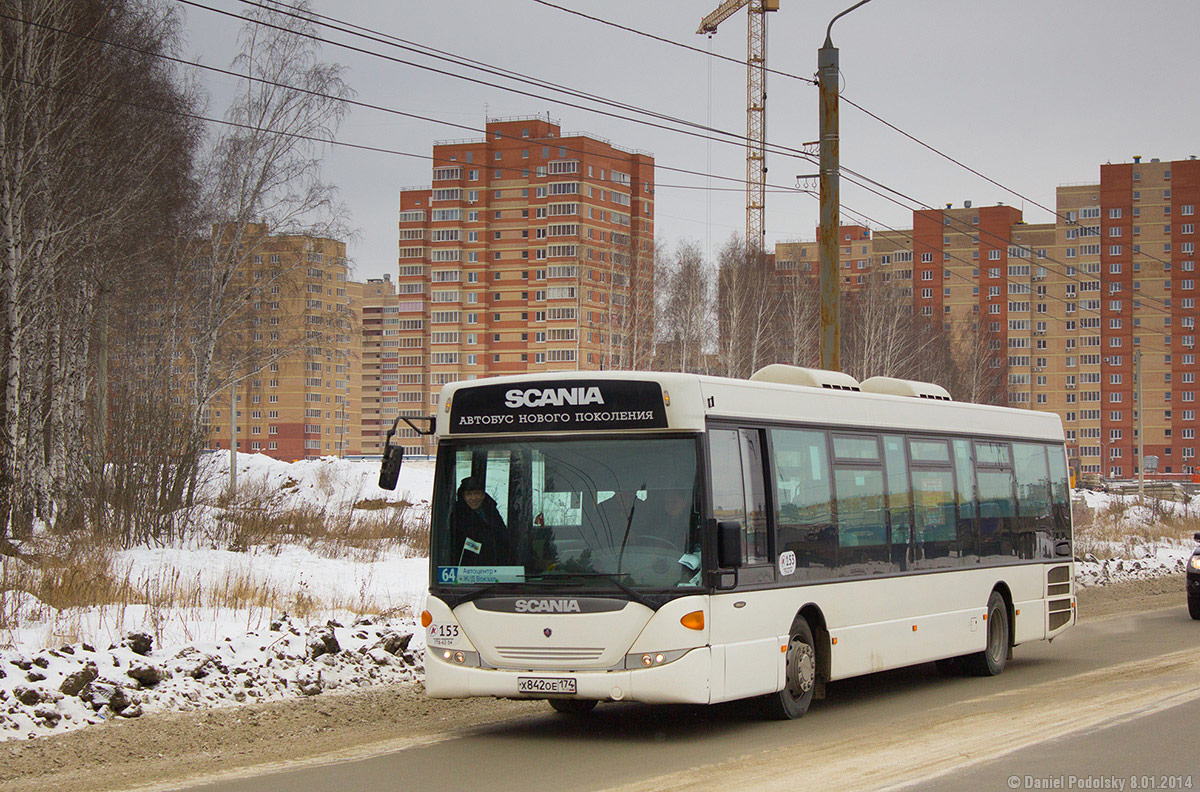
[448,379,668,434]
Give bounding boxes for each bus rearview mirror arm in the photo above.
[378,416,404,491]
[378,414,435,491]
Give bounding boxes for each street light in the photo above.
[818,0,877,372]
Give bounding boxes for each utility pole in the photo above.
[229,362,237,498]
[817,0,874,371]
[1136,349,1144,500]
[817,35,839,371]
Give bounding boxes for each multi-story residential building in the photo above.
[206,228,361,460]
[395,116,656,454]
[357,274,407,456]
[768,155,1200,479]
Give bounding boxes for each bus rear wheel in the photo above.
[763,619,817,720]
[548,698,597,715]
[965,590,1010,677]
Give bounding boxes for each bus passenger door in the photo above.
[707,427,781,701]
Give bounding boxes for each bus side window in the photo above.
[1046,446,1072,553]
[709,428,748,554]
[831,434,888,575]
[738,429,771,566]
[1013,443,1053,559]
[908,438,957,566]
[882,435,912,572]
[975,441,1018,562]
[952,439,979,561]
[771,428,835,580]
[710,428,770,568]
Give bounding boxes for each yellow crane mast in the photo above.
[698,0,778,252]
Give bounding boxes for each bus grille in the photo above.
[493,646,606,664]
[1048,597,1072,631]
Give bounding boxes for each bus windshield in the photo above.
[431,437,702,590]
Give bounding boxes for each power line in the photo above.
[528,0,816,86]
[828,195,1177,342]
[523,0,1192,289]
[838,165,1179,322]
[180,0,821,169]
[0,8,807,199]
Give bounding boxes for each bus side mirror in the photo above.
[717,521,744,569]
[1194,532,1200,544]
[379,444,403,491]
[1054,539,1072,558]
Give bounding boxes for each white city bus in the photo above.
[385,365,1074,718]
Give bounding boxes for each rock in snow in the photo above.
[1,617,423,742]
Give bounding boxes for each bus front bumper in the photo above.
[425,645,712,705]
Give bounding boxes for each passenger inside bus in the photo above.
[448,476,511,566]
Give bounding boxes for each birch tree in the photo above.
[655,240,715,373]
[1,0,199,539]
[185,0,352,491]
[716,234,780,378]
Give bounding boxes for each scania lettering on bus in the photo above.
[504,387,605,409]
[514,599,583,613]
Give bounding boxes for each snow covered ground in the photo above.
[1,453,1197,742]
[1,453,433,741]
[1073,488,1200,587]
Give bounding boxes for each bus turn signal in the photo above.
[680,611,704,630]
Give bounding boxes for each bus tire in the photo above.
[548,698,597,715]
[763,618,817,720]
[1188,593,1200,621]
[966,590,1010,677]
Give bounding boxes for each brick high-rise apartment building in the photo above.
[770,155,1200,479]
[357,274,402,456]
[393,116,656,454]
[206,228,361,460]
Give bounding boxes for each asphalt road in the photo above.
[186,604,1200,792]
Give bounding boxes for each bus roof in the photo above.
[435,370,1064,443]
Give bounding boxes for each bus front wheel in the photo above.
[966,590,1010,676]
[763,619,817,720]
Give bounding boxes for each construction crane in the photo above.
[698,0,778,251]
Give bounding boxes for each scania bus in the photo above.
[379,365,1075,718]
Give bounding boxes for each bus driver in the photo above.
[448,476,511,566]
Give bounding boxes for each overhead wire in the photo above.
[0,7,813,200]
[526,0,1191,309]
[178,0,825,169]
[838,166,1180,322]
[528,0,815,86]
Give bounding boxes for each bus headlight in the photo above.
[1189,556,1200,571]
[626,648,690,669]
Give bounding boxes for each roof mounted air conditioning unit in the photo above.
[859,376,952,401]
[749,365,861,391]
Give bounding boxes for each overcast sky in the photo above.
[180,0,1200,282]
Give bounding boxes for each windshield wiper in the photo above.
[525,571,654,608]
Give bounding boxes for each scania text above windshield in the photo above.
[448,379,669,434]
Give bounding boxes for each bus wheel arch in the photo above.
[798,604,830,700]
[990,581,1015,655]
[967,585,1013,676]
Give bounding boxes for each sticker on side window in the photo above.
[778,550,797,576]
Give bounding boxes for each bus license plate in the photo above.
[517,677,577,695]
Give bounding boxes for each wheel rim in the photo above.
[787,636,816,699]
[987,603,1005,665]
